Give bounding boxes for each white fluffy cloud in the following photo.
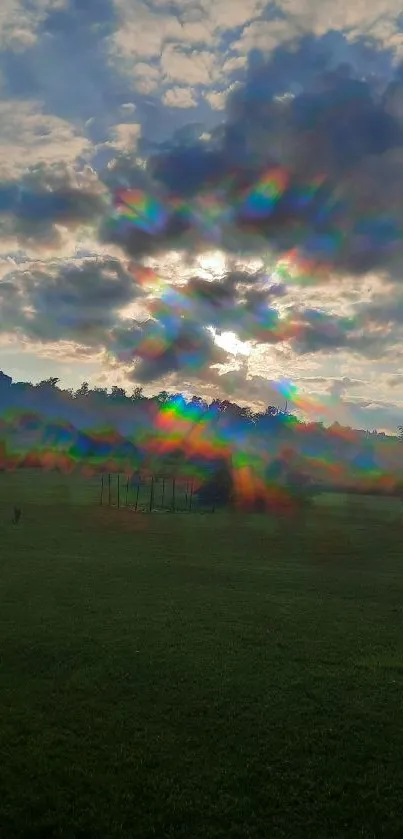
[162,86,198,107]
[0,0,53,49]
[0,101,91,177]
[161,46,218,85]
[110,0,215,64]
[110,121,142,149]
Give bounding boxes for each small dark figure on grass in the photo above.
[12,507,22,525]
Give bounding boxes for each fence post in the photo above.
[135,477,140,512]
[125,476,129,507]
[189,480,194,511]
[108,473,111,506]
[172,477,176,513]
[149,475,154,513]
[117,474,120,508]
[161,477,165,509]
[100,473,104,506]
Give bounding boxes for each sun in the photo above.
[198,250,227,276]
[213,330,251,357]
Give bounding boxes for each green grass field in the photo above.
[1,470,403,838]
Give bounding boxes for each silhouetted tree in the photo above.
[36,377,59,389]
[131,387,144,402]
[197,460,233,510]
[75,382,90,398]
[110,386,127,401]
[0,367,401,500]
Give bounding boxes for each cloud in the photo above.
[110,122,142,151]
[0,256,142,346]
[327,376,365,397]
[94,264,399,379]
[129,62,161,95]
[0,163,106,252]
[0,256,237,383]
[161,46,218,85]
[107,315,229,381]
[204,90,226,110]
[110,0,216,64]
[210,368,290,408]
[270,0,403,56]
[177,271,291,342]
[100,266,386,382]
[289,308,358,354]
[0,101,91,177]
[203,0,266,30]
[360,289,403,325]
[162,86,198,108]
[1,3,403,428]
[388,373,403,387]
[98,32,403,287]
[232,16,296,55]
[0,0,139,149]
[335,395,403,434]
[0,0,51,51]
[292,375,364,394]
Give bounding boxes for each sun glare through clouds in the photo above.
[197,250,227,277]
[211,329,251,357]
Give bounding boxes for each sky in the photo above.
[1,0,403,433]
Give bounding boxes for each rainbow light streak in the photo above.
[239,167,290,218]
[113,189,169,234]
[275,378,334,420]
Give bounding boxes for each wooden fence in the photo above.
[99,473,195,513]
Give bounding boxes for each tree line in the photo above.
[1,370,403,508]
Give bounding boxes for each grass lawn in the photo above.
[1,470,403,837]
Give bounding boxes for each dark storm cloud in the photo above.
[121,268,370,370]
[0,256,142,345]
[290,308,357,354]
[107,316,229,382]
[187,275,236,305]
[0,164,106,248]
[168,273,362,353]
[110,270,297,381]
[0,248,367,384]
[360,293,403,326]
[285,304,403,359]
[145,271,290,343]
[100,32,403,279]
[184,272,286,328]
